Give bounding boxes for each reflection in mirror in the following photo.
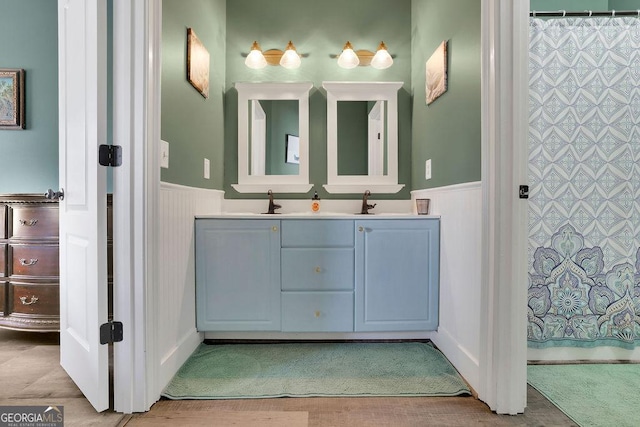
[233,82,313,193]
[249,99,299,176]
[323,81,404,194]
[337,100,387,176]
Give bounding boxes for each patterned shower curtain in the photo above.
[528,17,640,349]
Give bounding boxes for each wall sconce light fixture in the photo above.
[337,41,394,70]
[244,40,301,70]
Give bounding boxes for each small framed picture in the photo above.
[426,41,448,105]
[0,68,25,129]
[187,28,210,99]
[285,134,300,164]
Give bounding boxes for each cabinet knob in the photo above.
[358,226,364,232]
[272,226,278,232]
[18,219,38,227]
[315,266,322,273]
[314,310,321,318]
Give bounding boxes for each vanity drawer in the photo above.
[0,244,6,277]
[9,206,59,239]
[281,291,353,332]
[10,244,59,277]
[281,220,354,248]
[8,282,59,316]
[281,248,354,291]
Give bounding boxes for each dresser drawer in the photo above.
[281,220,354,247]
[9,205,58,239]
[8,282,59,316]
[10,244,59,277]
[0,244,6,277]
[0,204,6,239]
[281,248,354,291]
[281,291,353,332]
[0,281,5,316]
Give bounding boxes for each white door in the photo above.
[58,0,110,412]
[368,100,385,176]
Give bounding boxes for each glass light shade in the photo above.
[245,41,268,69]
[337,41,360,69]
[371,42,393,69]
[279,41,301,69]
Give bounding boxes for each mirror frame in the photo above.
[233,82,313,193]
[322,81,405,194]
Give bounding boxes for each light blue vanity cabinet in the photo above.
[195,216,440,334]
[355,219,440,332]
[281,220,354,332]
[195,219,281,331]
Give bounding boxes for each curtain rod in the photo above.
[530,10,640,17]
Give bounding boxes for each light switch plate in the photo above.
[160,140,169,168]
[204,158,210,179]
[425,159,432,180]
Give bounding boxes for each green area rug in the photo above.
[163,342,470,399]
[528,364,640,427]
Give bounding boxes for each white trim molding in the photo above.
[412,182,482,392]
[479,0,529,415]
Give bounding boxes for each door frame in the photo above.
[121,0,530,414]
[478,0,529,414]
[110,0,161,413]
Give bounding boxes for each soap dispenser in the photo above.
[311,191,321,213]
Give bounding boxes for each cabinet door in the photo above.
[355,219,440,331]
[195,219,281,331]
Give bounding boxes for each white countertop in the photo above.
[196,212,440,219]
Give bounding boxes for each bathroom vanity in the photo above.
[195,215,439,334]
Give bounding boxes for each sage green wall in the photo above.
[161,0,226,189]
[530,1,640,11]
[337,102,369,176]
[411,0,481,190]
[530,0,608,10]
[0,0,58,194]
[263,100,298,175]
[608,0,640,9]
[224,0,412,199]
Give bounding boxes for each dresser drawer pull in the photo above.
[20,296,39,305]
[315,266,322,273]
[19,258,39,267]
[314,310,321,318]
[358,226,364,232]
[19,219,39,226]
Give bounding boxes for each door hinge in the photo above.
[99,144,122,167]
[100,321,123,345]
[519,185,529,199]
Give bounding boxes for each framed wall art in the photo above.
[425,40,448,105]
[187,28,210,99]
[0,68,25,129]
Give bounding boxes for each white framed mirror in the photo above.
[322,81,405,194]
[233,82,313,193]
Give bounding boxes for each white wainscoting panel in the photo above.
[155,182,223,393]
[412,182,482,391]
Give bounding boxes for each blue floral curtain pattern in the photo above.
[528,17,640,348]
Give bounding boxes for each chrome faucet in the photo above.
[266,190,281,214]
[360,190,376,215]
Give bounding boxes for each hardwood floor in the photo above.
[0,328,576,426]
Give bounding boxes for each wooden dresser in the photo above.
[0,194,113,332]
[0,194,60,331]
